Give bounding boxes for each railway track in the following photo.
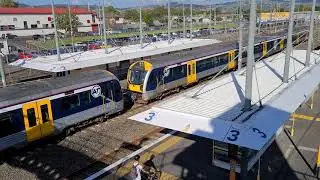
[0,64,220,180]
[0,28,316,179]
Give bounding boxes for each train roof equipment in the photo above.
[130,49,320,151]
[147,36,278,68]
[9,39,220,72]
[0,70,115,110]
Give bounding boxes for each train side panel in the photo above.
[0,109,27,151]
[52,79,123,133]
[0,78,124,151]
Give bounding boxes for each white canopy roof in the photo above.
[130,50,320,150]
[10,39,220,72]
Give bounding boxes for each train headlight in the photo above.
[131,93,136,100]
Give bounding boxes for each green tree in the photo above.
[105,6,120,15]
[0,0,18,7]
[144,13,153,26]
[124,9,139,22]
[55,13,81,34]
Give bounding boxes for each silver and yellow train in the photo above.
[127,32,307,102]
[0,70,124,151]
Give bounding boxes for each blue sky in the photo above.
[19,0,222,8]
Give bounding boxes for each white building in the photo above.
[0,7,98,37]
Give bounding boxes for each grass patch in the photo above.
[27,23,236,50]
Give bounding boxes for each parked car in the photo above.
[32,34,42,40]
[1,33,18,39]
[88,43,100,50]
[2,54,19,63]
[18,52,32,59]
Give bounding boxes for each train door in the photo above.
[263,42,267,57]
[22,99,54,142]
[187,60,197,84]
[280,39,284,50]
[37,99,54,137]
[228,50,236,70]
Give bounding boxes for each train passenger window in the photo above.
[62,95,80,110]
[267,41,273,50]
[82,91,91,105]
[212,56,218,67]
[27,108,37,127]
[147,71,157,91]
[0,111,23,138]
[0,113,13,138]
[220,55,228,65]
[40,105,49,123]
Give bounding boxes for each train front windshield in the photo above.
[129,69,146,85]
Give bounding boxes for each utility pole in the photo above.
[102,0,108,54]
[283,0,295,83]
[190,0,193,41]
[0,54,6,87]
[168,0,171,44]
[183,0,186,38]
[238,0,243,71]
[243,0,256,111]
[306,0,316,66]
[68,0,74,52]
[258,0,262,33]
[209,1,212,37]
[51,0,61,61]
[214,5,217,26]
[140,0,143,48]
[97,6,101,36]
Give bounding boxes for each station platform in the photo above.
[9,38,220,72]
[129,49,320,172]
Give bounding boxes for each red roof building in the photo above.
[0,7,99,36]
[0,7,96,15]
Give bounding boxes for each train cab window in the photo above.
[40,105,49,123]
[129,69,146,85]
[104,82,113,101]
[112,80,122,102]
[27,108,37,127]
[188,64,191,75]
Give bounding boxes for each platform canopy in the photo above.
[130,50,320,150]
[9,39,220,72]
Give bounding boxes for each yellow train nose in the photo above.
[128,84,143,93]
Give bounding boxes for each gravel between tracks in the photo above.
[0,104,158,180]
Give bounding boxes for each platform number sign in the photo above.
[226,127,266,143]
[91,85,102,98]
[252,128,266,138]
[145,112,156,121]
[226,128,240,142]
